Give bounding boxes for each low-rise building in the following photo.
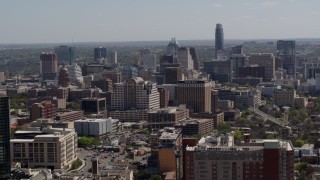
[74,118,115,137]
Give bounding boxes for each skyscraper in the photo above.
[189,47,200,70]
[167,38,180,56]
[0,96,10,178]
[177,47,193,70]
[277,40,296,76]
[94,47,107,60]
[40,52,58,81]
[54,45,76,65]
[215,23,224,58]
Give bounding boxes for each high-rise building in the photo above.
[142,54,157,71]
[249,53,275,81]
[81,98,106,114]
[165,67,183,84]
[215,23,224,58]
[230,54,247,78]
[203,60,230,83]
[94,47,107,60]
[167,38,180,56]
[277,40,296,76]
[158,87,169,108]
[54,46,76,65]
[184,136,294,180]
[0,96,10,178]
[40,53,58,81]
[177,79,212,113]
[177,47,194,70]
[189,47,200,70]
[58,66,71,87]
[111,77,160,111]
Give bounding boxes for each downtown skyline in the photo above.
[1,0,320,44]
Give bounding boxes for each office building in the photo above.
[54,46,76,65]
[111,77,159,111]
[81,98,106,114]
[230,54,247,78]
[55,110,84,121]
[30,101,56,121]
[178,118,213,136]
[167,38,180,56]
[94,47,107,61]
[142,54,157,71]
[177,79,212,113]
[147,105,189,130]
[121,66,138,81]
[184,136,294,180]
[211,90,218,113]
[231,45,244,55]
[277,40,296,75]
[215,23,224,58]
[203,60,230,83]
[91,79,113,92]
[165,67,183,84]
[74,118,113,137]
[0,96,10,178]
[92,158,99,175]
[108,109,149,122]
[239,65,265,79]
[40,53,58,81]
[189,47,200,70]
[158,87,169,108]
[249,53,275,81]
[177,47,194,70]
[10,127,78,169]
[274,88,296,107]
[66,64,82,84]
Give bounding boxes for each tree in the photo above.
[151,175,162,180]
[78,137,92,146]
[295,140,305,147]
[233,130,243,141]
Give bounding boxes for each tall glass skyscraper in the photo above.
[277,40,296,76]
[215,23,224,58]
[0,96,10,178]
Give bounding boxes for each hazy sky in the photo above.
[1,0,320,43]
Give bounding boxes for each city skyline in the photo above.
[1,0,320,44]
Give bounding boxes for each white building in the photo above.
[177,47,193,70]
[10,127,77,169]
[74,118,115,136]
[66,64,83,83]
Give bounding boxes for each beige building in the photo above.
[177,47,193,70]
[109,109,150,122]
[274,88,296,107]
[177,79,212,113]
[111,77,159,111]
[249,53,275,81]
[10,127,77,169]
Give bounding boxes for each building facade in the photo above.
[0,96,10,178]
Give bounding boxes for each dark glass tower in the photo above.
[0,96,10,178]
[215,23,224,58]
[54,45,76,65]
[277,40,296,76]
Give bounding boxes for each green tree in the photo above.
[233,130,243,141]
[78,137,92,146]
[295,140,305,147]
[151,175,162,180]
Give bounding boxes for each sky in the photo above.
[1,0,320,44]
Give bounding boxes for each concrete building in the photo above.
[158,128,182,174]
[179,118,213,136]
[0,96,10,178]
[109,109,149,122]
[94,47,107,61]
[81,97,106,114]
[66,64,83,84]
[54,46,76,65]
[30,101,56,121]
[239,65,265,79]
[167,38,180,57]
[58,66,71,87]
[218,100,234,111]
[165,67,183,84]
[249,53,275,81]
[102,70,122,84]
[74,118,114,137]
[184,136,294,180]
[40,53,58,81]
[30,118,73,129]
[177,47,194,70]
[274,89,296,107]
[230,54,247,78]
[10,127,77,169]
[147,105,189,130]
[158,87,169,108]
[111,77,159,111]
[177,79,212,113]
